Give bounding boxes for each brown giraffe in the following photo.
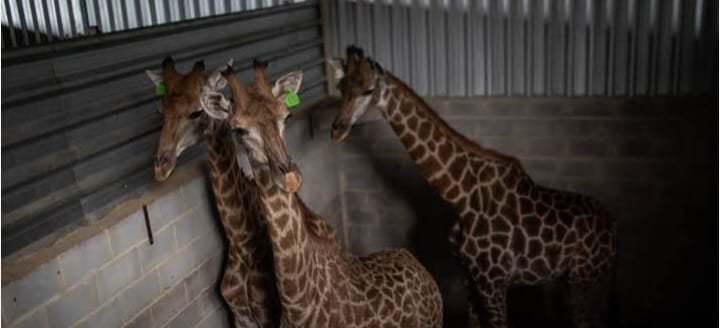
[203,60,444,327]
[328,46,617,328]
[146,57,279,327]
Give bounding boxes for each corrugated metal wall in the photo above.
[327,0,717,96]
[1,0,308,48]
[1,1,328,257]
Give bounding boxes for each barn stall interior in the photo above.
[1,0,717,327]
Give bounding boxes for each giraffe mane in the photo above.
[385,73,525,171]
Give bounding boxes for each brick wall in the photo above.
[1,176,229,328]
[1,107,345,328]
[334,97,716,327]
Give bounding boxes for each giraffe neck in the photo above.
[375,74,517,205]
[252,167,339,319]
[205,121,266,259]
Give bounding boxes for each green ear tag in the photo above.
[284,91,300,108]
[155,82,167,96]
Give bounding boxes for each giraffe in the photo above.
[146,57,279,327]
[202,60,444,327]
[328,46,617,328]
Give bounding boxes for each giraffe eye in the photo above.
[188,111,202,119]
[362,89,374,96]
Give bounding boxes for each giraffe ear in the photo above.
[145,69,163,87]
[328,58,346,82]
[272,71,303,98]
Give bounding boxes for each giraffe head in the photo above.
[146,57,231,181]
[205,60,304,193]
[329,45,386,142]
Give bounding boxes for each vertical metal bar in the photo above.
[17,0,30,45]
[562,0,574,96]
[668,0,681,94]
[372,0,389,67]
[224,0,231,14]
[28,0,42,43]
[509,0,525,95]
[192,0,200,18]
[485,0,492,95]
[336,0,346,55]
[53,0,66,39]
[446,0,457,95]
[410,0,429,95]
[406,2,414,92]
[80,0,91,33]
[646,0,658,95]
[605,0,615,96]
[120,0,129,29]
[677,0,695,95]
[592,0,608,96]
[66,0,77,36]
[465,0,473,96]
[630,0,643,96]
[1,0,11,47]
[106,0,115,31]
[433,0,447,95]
[543,0,551,95]
[522,0,530,96]
[611,0,628,95]
[148,0,157,25]
[5,0,18,47]
[41,0,55,42]
[393,0,410,81]
[92,0,101,30]
[178,0,186,21]
[134,0,142,27]
[655,0,674,95]
[163,0,170,23]
[503,0,510,96]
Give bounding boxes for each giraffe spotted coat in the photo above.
[214,61,444,328]
[330,46,617,328]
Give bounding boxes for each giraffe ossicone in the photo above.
[330,46,617,328]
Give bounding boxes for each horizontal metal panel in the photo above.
[1,2,328,257]
[328,0,717,96]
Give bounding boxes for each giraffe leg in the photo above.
[465,277,482,328]
[567,282,592,328]
[467,300,482,328]
[475,282,509,328]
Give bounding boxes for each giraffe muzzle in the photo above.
[153,153,176,182]
[330,120,350,143]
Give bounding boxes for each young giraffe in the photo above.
[203,60,444,327]
[328,46,617,328]
[146,57,280,327]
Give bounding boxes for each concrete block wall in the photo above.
[1,105,345,328]
[2,176,230,328]
[335,97,716,327]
